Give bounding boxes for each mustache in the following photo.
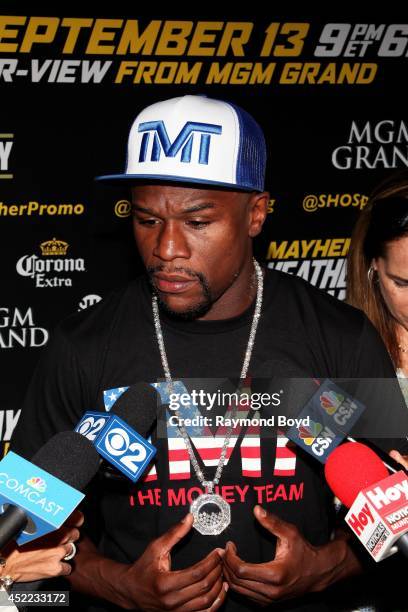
[147,265,197,279]
[147,265,205,284]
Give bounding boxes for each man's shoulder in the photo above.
[265,267,366,332]
[57,276,146,345]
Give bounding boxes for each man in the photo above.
[11,95,408,611]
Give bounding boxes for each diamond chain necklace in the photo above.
[152,259,264,535]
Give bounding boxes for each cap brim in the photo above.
[95,173,261,192]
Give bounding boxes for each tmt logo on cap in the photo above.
[138,120,222,165]
[96,95,266,192]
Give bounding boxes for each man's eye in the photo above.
[136,219,159,226]
[187,220,211,228]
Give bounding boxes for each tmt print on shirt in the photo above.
[103,378,302,509]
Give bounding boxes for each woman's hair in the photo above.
[347,176,408,368]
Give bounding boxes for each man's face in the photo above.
[131,184,267,319]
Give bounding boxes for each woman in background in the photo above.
[347,178,408,403]
[346,179,408,612]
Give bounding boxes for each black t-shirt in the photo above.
[11,269,408,612]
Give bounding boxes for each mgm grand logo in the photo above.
[16,238,85,287]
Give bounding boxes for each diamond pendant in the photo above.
[190,493,231,535]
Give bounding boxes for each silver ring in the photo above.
[63,542,76,561]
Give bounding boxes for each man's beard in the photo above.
[147,266,213,321]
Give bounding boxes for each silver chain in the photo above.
[152,258,264,493]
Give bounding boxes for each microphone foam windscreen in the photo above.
[32,431,101,490]
[111,382,159,436]
[324,441,389,508]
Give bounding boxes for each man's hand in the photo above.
[117,513,228,611]
[222,505,358,606]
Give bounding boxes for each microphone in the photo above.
[110,382,160,435]
[256,371,406,473]
[75,382,159,482]
[325,441,408,561]
[344,436,405,475]
[253,364,364,460]
[0,432,100,549]
[281,377,366,463]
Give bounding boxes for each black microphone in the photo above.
[0,432,100,550]
[33,431,102,488]
[111,381,160,436]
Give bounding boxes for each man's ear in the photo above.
[248,192,269,237]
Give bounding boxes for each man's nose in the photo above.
[153,221,191,261]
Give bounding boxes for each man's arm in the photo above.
[67,536,131,608]
[11,326,93,458]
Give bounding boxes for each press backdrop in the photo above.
[1,6,407,453]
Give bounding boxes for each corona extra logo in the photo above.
[39,238,68,257]
[16,238,85,288]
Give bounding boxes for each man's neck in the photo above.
[198,261,264,321]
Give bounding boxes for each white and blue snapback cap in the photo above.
[96,95,266,192]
